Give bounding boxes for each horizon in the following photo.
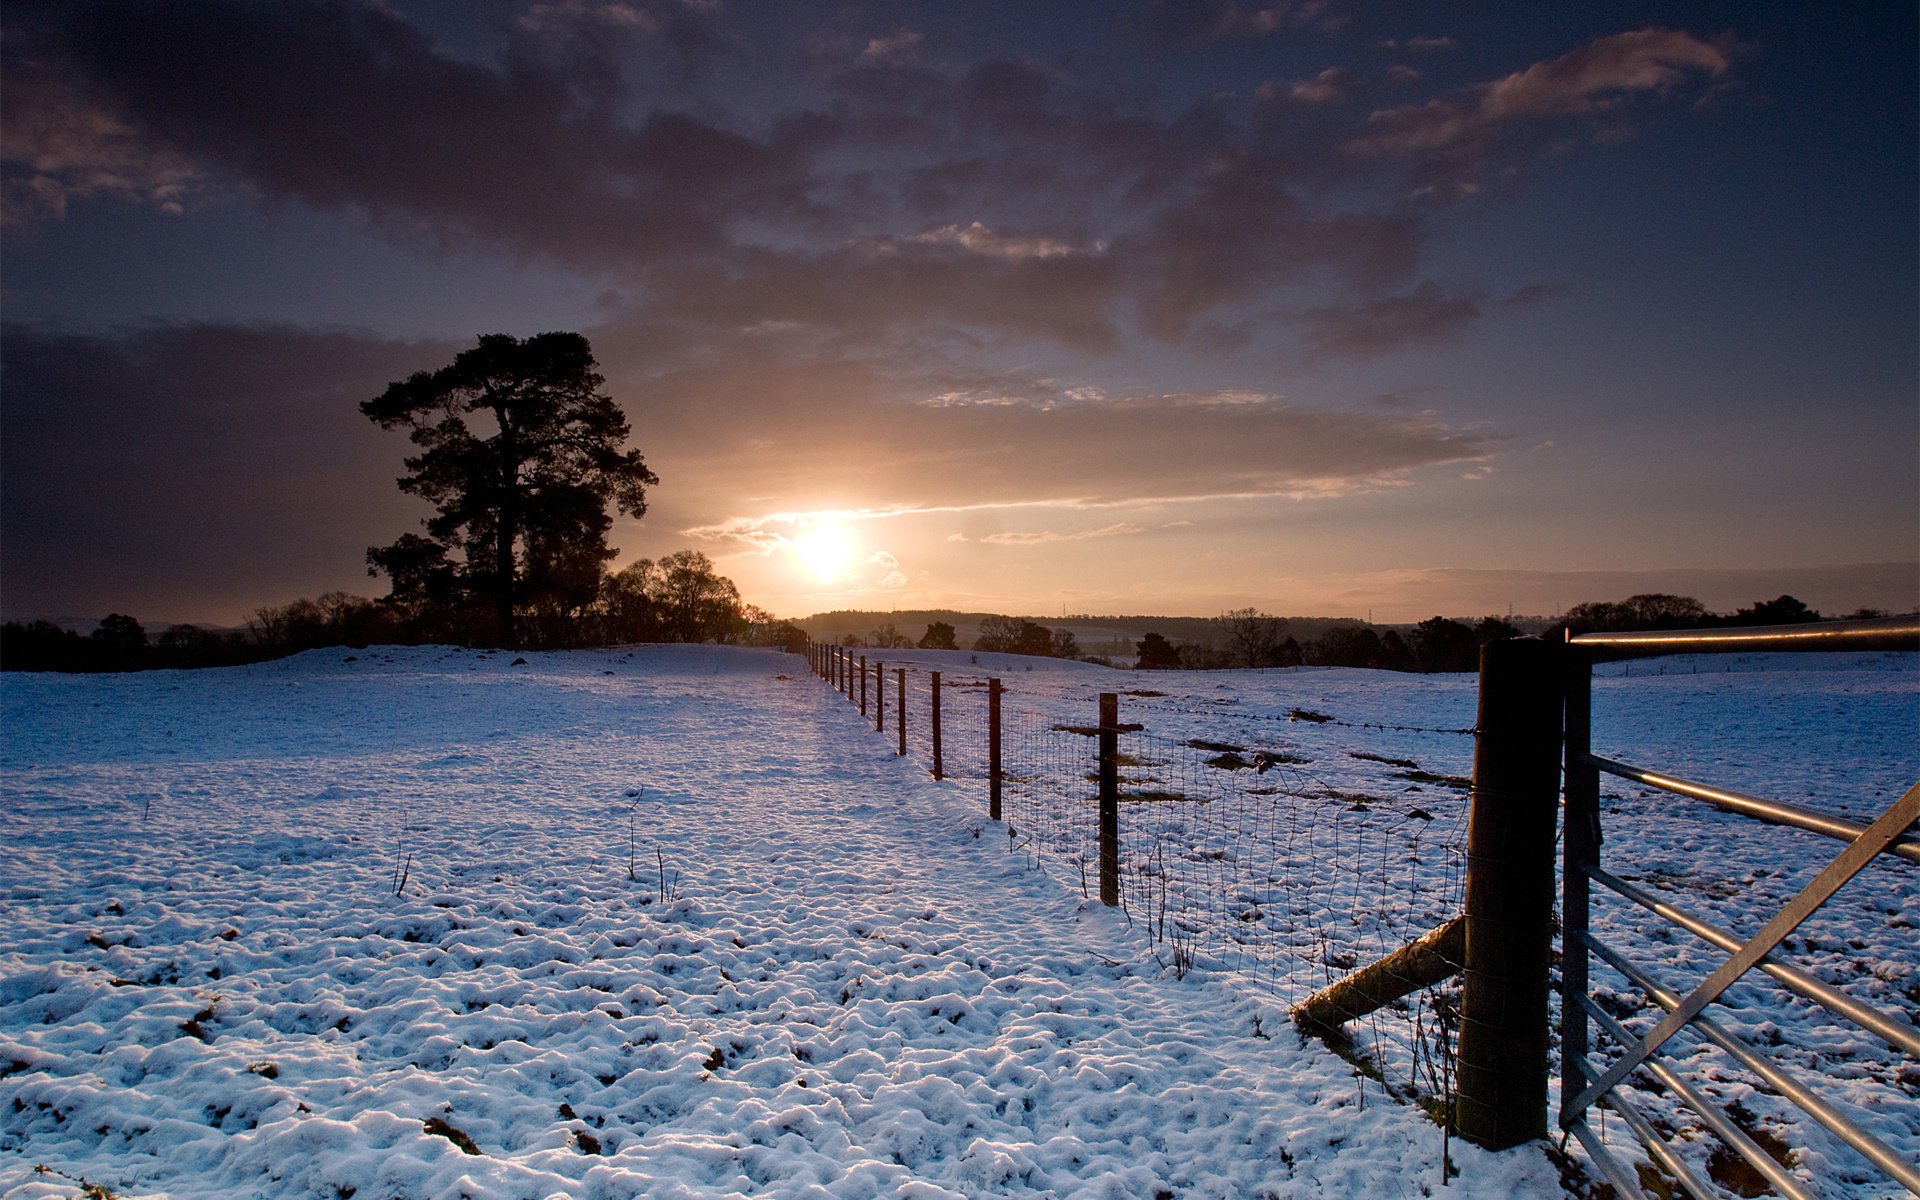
[4,2,1915,627]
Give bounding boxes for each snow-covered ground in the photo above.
[1,644,1913,1199]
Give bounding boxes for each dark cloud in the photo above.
[1299,282,1486,357]
[3,0,815,260]
[0,322,453,621]
[2,3,1731,356]
[1131,1,1333,46]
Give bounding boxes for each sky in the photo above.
[2,0,1915,627]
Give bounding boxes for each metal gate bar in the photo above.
[1560,617,1920,1200]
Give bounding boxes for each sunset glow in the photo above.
[789,521,858,585]
[0,3,1912,625]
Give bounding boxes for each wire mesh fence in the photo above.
[806,644,1478,1115]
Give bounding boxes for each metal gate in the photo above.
[1559,617,1920,1198]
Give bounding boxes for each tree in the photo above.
[918,622,958,650]
[1411,616,1476,673]
[972,615,1024,653]
[1217,608,1288,668]
[362,332,657,647]
[91,613,149,666]
[1473,615,1520,645]
[1619,593,1709,629]
[649,550,742,642]
[1135,632,1180,669]
[1730,595,1819,626]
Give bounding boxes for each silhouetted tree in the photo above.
[361,332,657,647]
[1176,642,1231,669]
[1135,632,1180,669]
[868,623,910,649]
[918,621,958,650]
[1729,595,1819,626]
[1217,608,1289,668]
[1311,625,1385,668]
[1619,593,1710,629]
[1379,629,1416,672]
[91,613,148,667]
[2,620,87,671]
[1411,616,1476,672]
[1473,616,1521,645]
[649,550,741,642]
[972,616,1023,653]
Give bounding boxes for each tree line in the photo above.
[808,592,1853,677]
[0,549,807,673]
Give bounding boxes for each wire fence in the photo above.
[806,644,1477,1114]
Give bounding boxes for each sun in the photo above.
[790,521,856,584]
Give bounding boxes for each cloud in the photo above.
[1299,282,1486,357]
[908,221,1087,261]
[1377,36,1455,53]
[0,321,454,621]
[951,523,1149,546]
[862,30,923,64]
[4,0,801,261]
[1134,1,1330,45]
[3,5,1731,355]
[1288,68,1352,105]
[1350,28,1729,188]
[655,347,1505,552]
[517,2,658,33]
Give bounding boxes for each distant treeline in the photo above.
[2,587,1875,675]
[1,550,809,673]
[817,593,1863,674]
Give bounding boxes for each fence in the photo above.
[1558,618,1920,1200]
[810,626,1920,1195]
[804,641,1494,1137]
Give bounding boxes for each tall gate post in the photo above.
[896,668,907,756]
[1561,643,1599,1130]
[931,672,944,780]
[1456,639,1564,1150]
[1098,692,1120,906]
[988,679,1003,821]
[859,656,868,716]
[874,661,885,731]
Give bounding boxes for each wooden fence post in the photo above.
[859,656,868,716]
[1456,639,1563,1151]
[988,678,1003,821]
[875,661,885,731]
[896,668,907,756]
[1098,692,1120,906]
[931,671,944,779]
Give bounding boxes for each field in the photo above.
[2,645,1914,1199]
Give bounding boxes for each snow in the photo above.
[2,643,1914,1199]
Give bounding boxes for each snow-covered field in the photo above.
[1,644,1914,1199]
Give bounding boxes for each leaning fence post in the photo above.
[1098,692,1120,906]
[859,656,868,715]
[931,671,944,779]
[874,661,885,731]
[896,668,907,756]
[988,678,1003,821]
[1456,638,1563,1151]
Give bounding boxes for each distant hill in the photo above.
[791,609,1543,656]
